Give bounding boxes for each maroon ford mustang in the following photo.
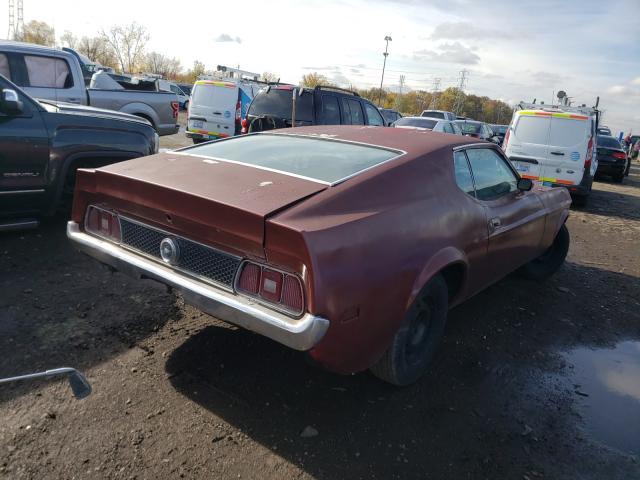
[68,126,571,385]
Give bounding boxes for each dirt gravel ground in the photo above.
[1,155,639,479]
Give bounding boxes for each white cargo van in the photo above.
[186,79,260,143]
[503,103,598,206]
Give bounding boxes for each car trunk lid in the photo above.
[76,152,328,257]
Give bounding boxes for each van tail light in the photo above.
[503,128,510,150]
[171,101,179,119]
[241,118,248,134]
[236,261,304,316]
[612,151,626,160]
[585,136,593,169]
[85,206,121,242]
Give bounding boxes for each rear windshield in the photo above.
[248,89,314,122]
[394,117,437,129]
[492,125,507,135]
[549,118,588,147]
[514,116,550,144]
[457,122,482,134]
[597,136,621,149]
[422,111,445,119]
[185,134,400,184]
[192,82,236,107]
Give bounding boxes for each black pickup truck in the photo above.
[0,75,158,230]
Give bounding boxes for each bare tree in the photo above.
[100,23,149,73]
[77,36,118,70]
[60,31,77,49]
[145,52,182,78]
[16,20,55,46]
[261,71,279,83]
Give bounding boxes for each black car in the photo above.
[0,75,157,229]
[379,108,402,126]
[455,120,500,143]
[490,124,508,143]
[242,85,386,133]
[595,135,629,183]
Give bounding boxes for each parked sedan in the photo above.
[595,135,630,182]
[393,116,463,135]
[456,120,500,143]
[68,127,571,385]
[490,124,508,144]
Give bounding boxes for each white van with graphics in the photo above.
[503,103,598,206]
[186,79,260,143]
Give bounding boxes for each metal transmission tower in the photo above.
[395,74,405,110]
[452,69,468,115]
[428,77,441,109]
[6,0,23,40]
[16,0,23,38]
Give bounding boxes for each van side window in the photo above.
[465,148,517,201]
[346,99,364,125]
[0,54,10,79]
[24,55,73,89]
[320,94,341,125]
[453,151,475,197]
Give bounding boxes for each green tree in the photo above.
[300,72,332,88]
[16,20,55,46]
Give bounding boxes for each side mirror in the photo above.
[517,178,533,192]
[0,89,23,114]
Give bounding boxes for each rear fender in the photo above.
[406,246,469,310]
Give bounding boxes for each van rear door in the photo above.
[188,81,238,139]
[507,112,550,183]
[539,115,590,186]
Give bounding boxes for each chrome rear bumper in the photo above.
[67,221,329,351]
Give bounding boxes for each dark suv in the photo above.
[242,85,386,133]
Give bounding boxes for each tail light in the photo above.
[585,137,593,169]
[612,151,626,160]
[85,206,121,242]
[236,261,305,316]
[241,118,248,134]
[503,128,511,150]
[170,101,179,119]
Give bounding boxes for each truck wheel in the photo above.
[571,194,588,207]
[519,224,569,281]
[370,275,448,386]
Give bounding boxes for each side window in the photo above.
[24,55,73,89]
[0,53,10,79]
[443,123,454,134]
[452,123,462,135]
[170,85,181,94]
[347,99,364,125]
[454,151,475,197]
[340,98,351,124]
[364,102,385,126]
[465,148,518,201]
[320,94,341,125]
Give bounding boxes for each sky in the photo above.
[1,0,639,134]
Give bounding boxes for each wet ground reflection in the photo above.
[564,341,640,456]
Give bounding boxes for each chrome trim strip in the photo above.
[67,221,329,351]
[0,189,45,195]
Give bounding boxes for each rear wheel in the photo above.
[519,224,569,281]
[370,275,448,386]
[571,194,588,207]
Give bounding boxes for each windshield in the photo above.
[457,122,482,134]
[422,111,445,119]
[184,133,401,184]
[492,125,508,134]
[394,117,437,129]
[248,88,314,122]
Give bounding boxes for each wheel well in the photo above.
[439,263,465,304]
[133,113,156,130]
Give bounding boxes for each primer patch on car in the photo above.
[259,181,273,187]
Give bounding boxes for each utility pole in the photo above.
[378,35,392,107]
[17,0,23,38]
[452,69,468,115]
[8,0,15,39]
[428,77,441,109]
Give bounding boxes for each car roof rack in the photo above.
[516,101,597,117]
[313,85,360,97]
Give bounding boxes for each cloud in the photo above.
[631,77,640,86]
[431,21,516,40]
[606,84,640,98]
[214,33,241,43]
[413,42,480,65]
[301,65,338,71]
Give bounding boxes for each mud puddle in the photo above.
[564,341,640,456]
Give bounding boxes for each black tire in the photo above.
[519,224,569,281]
[184,100,189,111]
[612,173,624,183]
[370,275,448,386]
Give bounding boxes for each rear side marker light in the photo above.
[236,262,304,316]
[85,206,121,242]
[612,152,626,160]
[171,101,179,119]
